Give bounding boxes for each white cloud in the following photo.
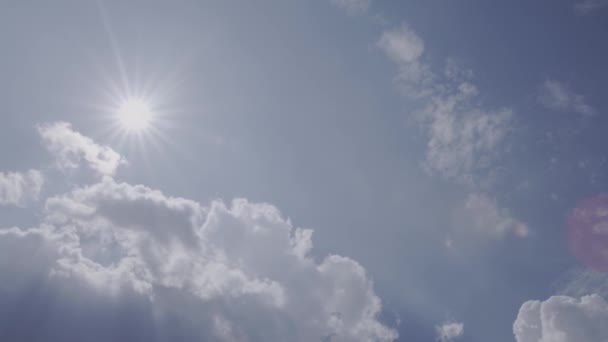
[38,122,125,176]
[574,0,608,14]
[0,169,44,207]
[514,295,608,342]
[0,175,397,341]
[331,0,371,15]
[436,321,464,342]
[538,79,594,115]
[379,25,513,186]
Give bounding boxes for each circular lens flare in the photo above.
[568,194,608,272]
[117,98,152,132]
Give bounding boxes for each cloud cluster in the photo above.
[0,169,44,207]
[435,321,464,342]
[378,26,513,187]
[538,79,594,116]
[0,123,396,341]
[514,295,608,342]
[38,122,125,176]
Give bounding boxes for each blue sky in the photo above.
[1,1,608,341]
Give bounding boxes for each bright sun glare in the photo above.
[117,98,152,132]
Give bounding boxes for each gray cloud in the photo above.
[38,122,125,176]
[514,294,608,342]
[0,169,44,207]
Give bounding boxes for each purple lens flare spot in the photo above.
[568,194,608,272]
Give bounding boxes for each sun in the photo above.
[117,98,152,132]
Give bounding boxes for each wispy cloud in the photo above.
[378,25,513,187]
[538,79,594,115]
[330,0,371,15]
[574,0,608,14]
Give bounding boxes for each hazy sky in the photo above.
[1,1,608,341]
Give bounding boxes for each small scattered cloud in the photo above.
[330,0,371,15]
[0,169,44,207]
[436,321,464,342]
[459,193,527,239]
[538,79,594,116]
[574,0,608,14]
[514,294,608,342]
[38,122,125,176]
[378,25,424,65]
[447,193,527,250]
[378,25,434,98]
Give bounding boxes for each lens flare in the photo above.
[568,194,608,272]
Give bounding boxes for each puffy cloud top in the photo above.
[38,122,124,176]
[514,294,608,342]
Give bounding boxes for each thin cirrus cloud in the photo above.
[537,79,595,116]
[38,122,125,177]
[513,295,608,342]
[0,169,44,207]
[0,122,397,341]
[436,321,464,342]
[574,0,608,14]
[330,0,371,15]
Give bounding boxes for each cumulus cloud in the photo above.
[538,79,594,116]
[436,321,464,342]
[330,0,371,15]
[0,174,397,341]
[38,122,125,176]
[0,169,44,207]
[514,294,608,342]
[574,0,608,14]
[379,25,513,187]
